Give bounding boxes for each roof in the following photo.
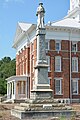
[18,22,32,31]
[6,75,30,81]
[51,18,80,29]
[13,22,36,48]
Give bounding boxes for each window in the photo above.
[21,81,25,94]
[46,56,50,71]
[55,79,62,95]
[18,81,21,94]
[55,56,61,72]
[18,81,25,94]
[72,80,78,94]
[45,41,49,50]
[72,57,78,72]
[72,42,77,52]
[55,41,61,51]
[48,78,51,85]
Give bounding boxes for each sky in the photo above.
[0,0,70,60]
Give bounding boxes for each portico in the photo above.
[6,76,30,100]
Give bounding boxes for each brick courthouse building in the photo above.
[6,0,80,103]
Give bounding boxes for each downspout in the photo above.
[69,29,72,103]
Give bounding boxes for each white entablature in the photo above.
[13,23,80,54]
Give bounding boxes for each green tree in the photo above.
[0,57,16,95]
[2,57,11,63]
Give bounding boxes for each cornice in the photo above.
[46,25,80,33]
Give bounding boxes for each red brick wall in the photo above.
[16,39,80,99]
[48,40,80,99]
[16,46,30,76]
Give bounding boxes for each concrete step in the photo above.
[11,99,73,119]
[14,103,72,111]
[11,109,75,119]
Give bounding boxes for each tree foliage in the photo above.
[0,57,16,95]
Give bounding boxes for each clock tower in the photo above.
[67,0,80,22]
[70,0,80,11]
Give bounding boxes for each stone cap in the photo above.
[31,89,53,92]
[35,64,49,69]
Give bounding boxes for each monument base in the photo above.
[31,89,53,100]
[11,100,74,119]
[11,109,75,120]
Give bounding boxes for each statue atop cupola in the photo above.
[36,3,45,28]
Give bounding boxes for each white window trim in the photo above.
[72,79,78,95]
[45,41,49,50]
[55,78,62,95]
[55,56,61,72]
[72,57,78,72]
[72,42,77,52]
[55,40,61,51]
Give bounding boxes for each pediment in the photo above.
[13,22,32,48]
[13,23,23,45]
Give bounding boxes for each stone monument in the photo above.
[11,3,75,119]
[31,3,52,99]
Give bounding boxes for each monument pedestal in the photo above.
[31,90,52,100]
[31,64,52,100]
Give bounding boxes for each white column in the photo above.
[8,83,10,98]
[12,82,13,99]
[7,83,9,98]
[14,81,16,99]
[9,82,11,99]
